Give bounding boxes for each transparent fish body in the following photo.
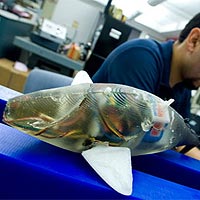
[3,83,199,156]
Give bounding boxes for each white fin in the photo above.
[71,70,93,85]
[82,145,133,196]
[165,98,175,106]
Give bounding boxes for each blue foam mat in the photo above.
[0,98,6,123]
[132,149,200,190]
[0,123,200,199]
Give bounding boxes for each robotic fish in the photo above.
[3,71,199,196]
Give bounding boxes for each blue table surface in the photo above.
[0,86,200,199]
[0,123,200,199]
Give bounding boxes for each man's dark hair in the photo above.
[179,13,200,43]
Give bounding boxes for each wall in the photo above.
[51,0,100,43]
[42,0,58,19]
[51,0,166,43]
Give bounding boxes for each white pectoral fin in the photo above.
[71,70,93,85]
[81,145,133,196]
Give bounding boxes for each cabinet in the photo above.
[84,14,141,77]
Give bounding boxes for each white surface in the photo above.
[52,0,100,43]
[0,85,22,101]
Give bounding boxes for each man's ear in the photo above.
[186,27,200,52]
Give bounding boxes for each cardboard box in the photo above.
[0,58,30,92]
[9,68,29,92]
[0,58,13,87]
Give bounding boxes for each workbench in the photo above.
[13,36,84,75]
